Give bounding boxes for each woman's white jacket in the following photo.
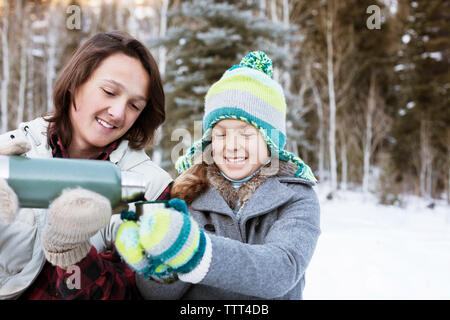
[0,117,172,299]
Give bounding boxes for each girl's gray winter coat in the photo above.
[136,161,321,300]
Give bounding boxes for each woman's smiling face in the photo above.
[211,119,270,180]
[69,53,150,157]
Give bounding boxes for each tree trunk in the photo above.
[1,0,10,133]
[447,133,450,205]
[270,0,280,82]
[363,71,376,193]
[152,0,170,166]
[158,0,169,77]
[259,0,267,17]
[426,159,433,199]
[46,4,58,112]
[419,119,433,199]
[17,17,28,127]
[281,0,291,92]
[127,3,139,37]
[270,0,278,22]
[326,3,337,193]
[339,128,348,191]
[447,160,450,205]
[26,41,34,121]
[115,2,125,30]
[307,63,325,180]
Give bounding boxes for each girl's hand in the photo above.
[116,199,211,281]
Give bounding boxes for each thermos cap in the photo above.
[121,170,147,202]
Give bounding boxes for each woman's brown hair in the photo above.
[46,31,165,150]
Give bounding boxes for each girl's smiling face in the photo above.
[211,119,270,180]
[69,53,149,158]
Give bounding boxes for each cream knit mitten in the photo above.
[0,137,31,223]
[42,188,112,268]
[0,137,31,156]
[0,179,19,224]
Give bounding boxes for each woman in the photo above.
[0,31,172,299]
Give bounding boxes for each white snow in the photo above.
[406,101,415,109]
[394,64,405,71]
[402,34,411,44]
[303,186,450,300]
[135,6,156,20]
[380,0,398,15]
[422,52,443,61]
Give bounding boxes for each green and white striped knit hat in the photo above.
[175,51,317,183]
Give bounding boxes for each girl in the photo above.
[116,51,321,299]
[0,31,172,299]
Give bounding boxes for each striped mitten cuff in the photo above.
[139,199,211,281]
[115,199,212,282]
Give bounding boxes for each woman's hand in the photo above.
[0,137,31,223]
[42,188,112,269]
[0,137,31,156]
[0,179,19,224]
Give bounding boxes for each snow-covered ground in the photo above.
[303,186,450,300]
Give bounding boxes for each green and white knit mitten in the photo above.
[116,199,212,283]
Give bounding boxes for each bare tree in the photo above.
[325,1,338,193]
[270,0,279,23]
[45,1,66,112]
[307,0,357,193]
[259,0,267,17]
[280,0,292,92]
[17,5,29,127]
[158,0,169,77]
[26,43,34,121]
[419,118,434,199]
[270,0,280,82]
[1,0,10,133]
[338,125,348,191]
[151,0,170,167]
[447,131,450,204]
[362,71,376,193]
[306,61,326,180]
[352,71,392,194]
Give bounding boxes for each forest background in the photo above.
[0,0,448,205]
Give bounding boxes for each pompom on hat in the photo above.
[175,51,317,183]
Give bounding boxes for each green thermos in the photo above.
[0,155,147,208]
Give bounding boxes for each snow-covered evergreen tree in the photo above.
[150,0,296,173]
[391,0,449,199]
